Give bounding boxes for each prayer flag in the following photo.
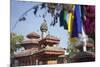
[75,5,82,33]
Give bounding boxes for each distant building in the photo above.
[70,39,95,62]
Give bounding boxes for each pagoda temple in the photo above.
[70,38,95,62]
[14,20,66,66]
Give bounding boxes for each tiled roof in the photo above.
[45,34,60,41]
[39,46,65,52]
[15,46,65,57]
[70,51,95,59]
[14,48,37,57]
[27,32,40,39]
[86,43,94,48]
[21,39,40,44]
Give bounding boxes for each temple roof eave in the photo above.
[14,47,65,58]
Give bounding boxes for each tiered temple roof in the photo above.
[39,34,60,45]
[22,39,40,44]
[27,32,40,39]
[14,48,37,58]
[15,32,65,58]
[21,32,40,50]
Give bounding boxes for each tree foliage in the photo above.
[67,44,77,63]
[10,32,24,52]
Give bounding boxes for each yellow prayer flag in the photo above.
[67,13,74,33]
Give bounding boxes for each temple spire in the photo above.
[40,19,48,39]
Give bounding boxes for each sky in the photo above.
[10,0,69,48]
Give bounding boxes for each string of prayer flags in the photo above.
[59,8,68,30]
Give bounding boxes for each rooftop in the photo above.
[14,46,65,58]
[27,32,40,39]
[45,34,60,41]
[21,39,40,44]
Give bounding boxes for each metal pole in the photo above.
[81,25,88,52]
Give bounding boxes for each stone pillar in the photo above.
[30,56,33,65]
[36,59,38,65]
